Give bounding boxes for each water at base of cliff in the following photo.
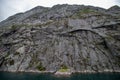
[0,72,120,80]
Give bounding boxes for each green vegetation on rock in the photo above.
[72,8,99,18]
[36,63,46,71]
[58,65,69,72]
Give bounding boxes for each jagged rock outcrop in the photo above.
[0,4,120,73]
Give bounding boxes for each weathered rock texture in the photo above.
[0,4,120,72]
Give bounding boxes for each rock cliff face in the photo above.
[0,4,120,72]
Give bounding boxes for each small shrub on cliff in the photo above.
[36,63,46,71]
[9,60,14,65]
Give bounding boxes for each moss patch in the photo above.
[58,68,69,72]
[58,65,69,72]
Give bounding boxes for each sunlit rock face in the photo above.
[0,4,120,72]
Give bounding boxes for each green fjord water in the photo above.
[0,72,120,80]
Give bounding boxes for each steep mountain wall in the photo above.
[0,4,120,73]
